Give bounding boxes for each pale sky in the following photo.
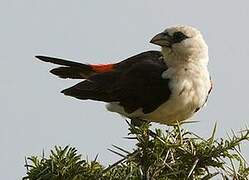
[1,1,249,179]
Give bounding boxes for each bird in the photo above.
[36,25,212,125]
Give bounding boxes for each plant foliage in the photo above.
[23,122,249,180]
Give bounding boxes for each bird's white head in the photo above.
[150,25,208,67]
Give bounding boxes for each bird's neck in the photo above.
[164,57,209,69]
[161,48,209,68]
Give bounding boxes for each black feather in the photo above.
[50,67,91,79]
[61,79,116,102]
[36,56,89,69]
[36,56,95,79]
[59,51,171,114]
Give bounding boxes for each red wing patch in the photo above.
[91,64,115,73]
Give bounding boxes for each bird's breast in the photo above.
[144,65,211,125]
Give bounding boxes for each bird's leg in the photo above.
[129,118,157,138]
[130,117,148,127]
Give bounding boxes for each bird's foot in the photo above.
[129,118,157,138]
[130,117,149,127]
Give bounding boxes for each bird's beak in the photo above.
[150,32,172,47]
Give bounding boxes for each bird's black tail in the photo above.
[36,56,96,79]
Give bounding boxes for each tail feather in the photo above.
[36,56,89,68]
[50,67,92,79]
[36,55,95,79]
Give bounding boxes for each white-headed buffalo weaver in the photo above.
[36,25,212,125]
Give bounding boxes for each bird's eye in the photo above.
[172,31,189,43]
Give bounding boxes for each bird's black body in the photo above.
[36,51,171,114]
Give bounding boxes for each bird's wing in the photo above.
[113,56,171,114]
[62,51,171,114]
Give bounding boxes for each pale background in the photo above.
[1,1,249,179]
